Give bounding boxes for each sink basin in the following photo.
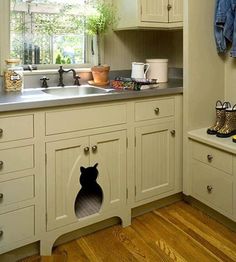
[42,85,111,97]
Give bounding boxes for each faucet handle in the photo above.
[74,75,81,86]
[40,76,49,88]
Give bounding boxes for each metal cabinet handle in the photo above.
[92,145,97,152]
[0,230,3,237]
[0,129,3,137]
[207,154,213,162]
[154,108,160,114]
[167,4,172,11]
[207,185,213,193]
[84,147,90,153]
[170,130,176,136]
[0,193,3,199]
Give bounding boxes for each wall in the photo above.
[225,56,236,102]
[104,29,183,70]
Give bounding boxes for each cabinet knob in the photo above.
[170,130,176,136]
[0,230,3,237]
[207,185,213,193]
[0,193,3,199]
[154,108,160,115]
[0,129,3,137]
[92,145,97,152]
[0,161,4,169]
[207,154,213,162]
[167,4,172,11]
[84,147,90,153]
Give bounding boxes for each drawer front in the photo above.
[45,104,127,135]
[0,206,34,248]
[192,161,233,215]
[0,176,34,208]
[135,98,174,122]
[0,146,34,175]
[0,115,34,143]
[192,142,233,174]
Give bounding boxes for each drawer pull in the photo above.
[154,108,160,115]
[0,129,3,137]
[167,3,172,11]
[170,130,176,136]
[84,147,90,153]
[207,185,213,193]
[207,154,213,162]
[0,193,3,199]
[92,145,98,152]
[0,230,3,237]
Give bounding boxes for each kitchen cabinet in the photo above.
[113,0,183,30]
[187,130,236,222]
[0,113,43,255]
[135,121,175,201]
[46,131,127,231]
[0,94,182,256]
[132,96,182,206]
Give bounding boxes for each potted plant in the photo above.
[86,2,117,85]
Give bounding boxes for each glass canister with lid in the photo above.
[4,59,24,91]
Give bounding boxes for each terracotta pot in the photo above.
[91,65,110,85]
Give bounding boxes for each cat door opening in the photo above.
[75,163,103,218]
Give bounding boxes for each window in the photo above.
[10,0,95,66]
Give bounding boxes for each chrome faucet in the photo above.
[58,66,80,87]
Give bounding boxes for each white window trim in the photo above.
[0,0,104,75]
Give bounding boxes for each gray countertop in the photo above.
[0,79,183,112]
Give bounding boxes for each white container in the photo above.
[146,59,168,83]
[131,62,150,79]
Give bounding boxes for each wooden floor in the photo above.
[21,201,236,262]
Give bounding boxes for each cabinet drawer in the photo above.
[0,115,34,143]
[0,146,34,175]
[135,98,174,122]
[192,161,233,215]
[192,142,233,174]
[45,104,127,135]
[0,206,34,248]
[0,176,34,208]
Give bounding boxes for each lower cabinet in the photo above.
[188,137,236,221]
[135,121,175,201]
[46,130,127,231]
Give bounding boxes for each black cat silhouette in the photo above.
[75,163,103,218]
[80,163,99,192]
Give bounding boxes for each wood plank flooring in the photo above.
[20,201,236,262]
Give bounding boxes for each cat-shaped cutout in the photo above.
[75,163,103,218]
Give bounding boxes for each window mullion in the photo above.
[0,0,10,74]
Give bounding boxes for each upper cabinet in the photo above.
[113,0,183,30]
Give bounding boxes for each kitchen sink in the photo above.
[42,85,112,97]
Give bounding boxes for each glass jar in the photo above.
[4,59,24,92]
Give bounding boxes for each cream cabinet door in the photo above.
[46,137,89,231]
[141,0,169,23]
[135,121,175,201]
[89,130,127,211]
[169,0,183,22]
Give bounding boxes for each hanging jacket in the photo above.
[214,0,233,53]
[230,0,236,57]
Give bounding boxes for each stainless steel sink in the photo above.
[42,85,111,97]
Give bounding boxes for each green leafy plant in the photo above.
[86,2,117,66]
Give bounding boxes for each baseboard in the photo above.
[132,193,183,218]
[183,195,236,232]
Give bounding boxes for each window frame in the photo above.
[0,0,98,75]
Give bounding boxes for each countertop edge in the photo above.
[0,84,183,113]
